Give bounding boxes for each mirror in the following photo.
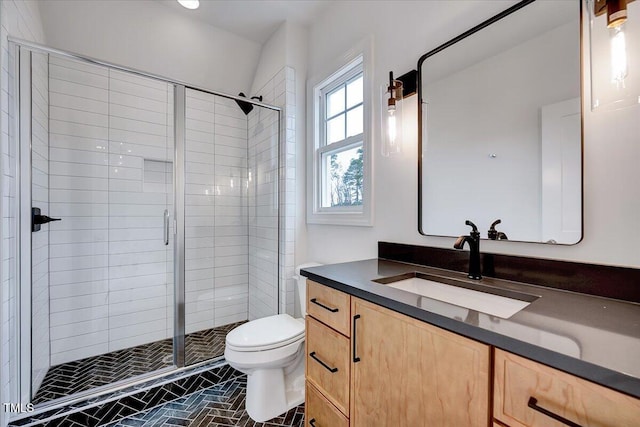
[418,0,582,244]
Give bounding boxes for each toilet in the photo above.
[224,263,321,422]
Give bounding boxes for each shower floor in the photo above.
[33,321,245,405]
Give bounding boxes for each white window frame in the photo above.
[307,41,373,226]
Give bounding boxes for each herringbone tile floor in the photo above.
[34,322,245,404]
[106,376,305,427]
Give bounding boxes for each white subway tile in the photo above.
[50,318,108,341]
[109,296,166,317]
[50,92,109,115]
[109,128,167,149]
[49,229,108,245]
[110,90,167,113]
[50,55,109,77]
[109,273,169,292]
[110,69,168,91]
[109,78,167,102]
[108,262,168,280]
[50,134,109,153]
[50,267,108,286]
[109,284,167,304]
[50,106,108,128]
[108,329,167,353]
[49,242,109,258]
[109,250,167,267]
[51,343,109,366]
[49,78,109,102]
[50,255,109,272]
[50,161,108,178]
[50,280,109,300]
[109,307,167,329]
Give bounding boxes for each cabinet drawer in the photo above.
[305,381,349,427]
[307,280,350,336]
[494,349,640,427]
[306,316,350,415]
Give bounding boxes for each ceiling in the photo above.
[158,0,333,43]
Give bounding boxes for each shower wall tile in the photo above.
[30,50,50,397]
[184,90,249,336]
[247,98,279,320]
[46,56,175,365]
[248,66,295,320]
[107,74,174,354]
[1,1,46,421]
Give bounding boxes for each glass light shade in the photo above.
[381,82,403,157]
[588,0,640,111]
[178,0,200,10]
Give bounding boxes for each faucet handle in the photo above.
[488,219,501,240]
[488,219,508,240]
[464,220,478,233]
[464,220,480,239]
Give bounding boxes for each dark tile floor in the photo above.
[105,375,305,427]
[11,362,241,427]
[33,322,245,404]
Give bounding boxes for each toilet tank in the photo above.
[294,263,322,317]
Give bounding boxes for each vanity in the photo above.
[301,251,640,427]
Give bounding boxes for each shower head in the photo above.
[235,93,263,115]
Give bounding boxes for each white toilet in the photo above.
[224,263,321,422]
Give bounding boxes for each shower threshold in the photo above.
[32,321,245,405]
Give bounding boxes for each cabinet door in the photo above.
[305,381,349,427]
[351,297,490,427]
[494,349,640,427]
[307,280,351,336]
[306,316,350,414]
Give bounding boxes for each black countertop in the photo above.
[301,259,640,399]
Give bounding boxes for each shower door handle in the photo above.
[164,210,170,245]
[32,207,61,232]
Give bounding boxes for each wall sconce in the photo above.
[382,70,416,156]
[589,0,639,110]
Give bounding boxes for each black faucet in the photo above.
[487,219,508,241]
[454,220,482,280]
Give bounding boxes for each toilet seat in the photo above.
[226,314,304,352]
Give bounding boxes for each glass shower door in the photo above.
[183,89,280,366]
[26,50,176,404]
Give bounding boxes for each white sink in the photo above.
[381,275,535,319]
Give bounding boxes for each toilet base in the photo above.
[244,350,305,422]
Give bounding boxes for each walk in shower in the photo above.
[10,41,281,408]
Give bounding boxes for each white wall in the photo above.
[38,0,262,95]
[0,1,46,423]
[304,0,640,269]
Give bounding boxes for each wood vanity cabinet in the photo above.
[304,280,640,427]
[304,280,491,427]
[350,297,490,427]
[494,349,640,427]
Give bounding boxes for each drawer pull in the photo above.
[309,418,318,427]
[353,314,361,363]
[309,352,338,373]
[310,298,339,313]
[528,397,582,427]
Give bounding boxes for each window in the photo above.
[308,53,372,226]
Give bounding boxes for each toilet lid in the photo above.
[226,314,304,351]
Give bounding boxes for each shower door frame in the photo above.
[10,37,282,415]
